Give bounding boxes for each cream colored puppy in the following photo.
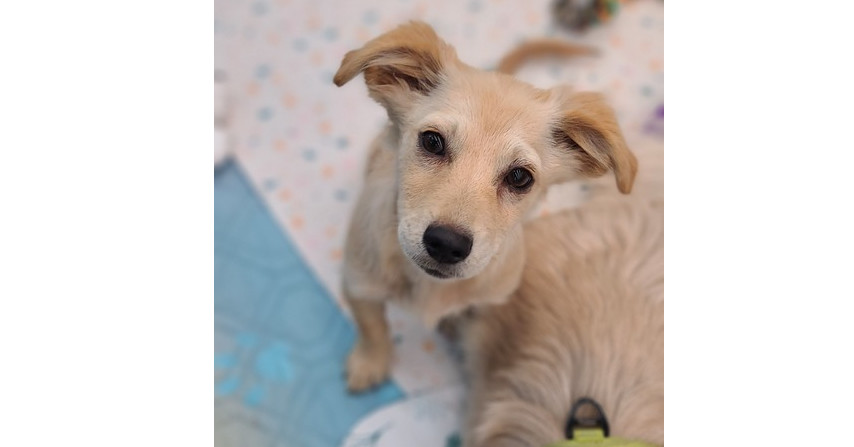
[333,22,636,392]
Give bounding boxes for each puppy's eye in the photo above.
[419,131,445,156]
[505,167,534,191]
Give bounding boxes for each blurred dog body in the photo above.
[462,136,663,446]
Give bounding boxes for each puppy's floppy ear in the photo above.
[549,91,637,194]
[333,21,457,118]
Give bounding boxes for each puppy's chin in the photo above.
[402,250,463,281]
[404,250,489,282]
[419,265,456,280]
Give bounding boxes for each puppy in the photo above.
[462,138,664,447]
[333,21,637,392]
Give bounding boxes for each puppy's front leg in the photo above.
[345,295,393,392]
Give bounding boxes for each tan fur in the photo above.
[333,21,638,394]
[463,138,663,446]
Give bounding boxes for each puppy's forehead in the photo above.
[416,70,555,140]
[444,71,553,130]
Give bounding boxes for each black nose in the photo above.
[422,224,473,264]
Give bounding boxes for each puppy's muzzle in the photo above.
[422,224,473,264]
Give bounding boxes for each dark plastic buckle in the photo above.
[565,397,611,439]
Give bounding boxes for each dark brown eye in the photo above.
[505,167,534,191]
[419,131,445,156]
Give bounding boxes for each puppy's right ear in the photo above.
[333,21,457,119]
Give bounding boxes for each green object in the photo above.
[553,0,621,31]
[544,428,658,447]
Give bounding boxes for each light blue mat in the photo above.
[215,161,403,447]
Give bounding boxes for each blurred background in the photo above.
[214,0,663,445]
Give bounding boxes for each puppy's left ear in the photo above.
[549,92,637,193]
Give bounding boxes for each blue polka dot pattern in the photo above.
[335,136,349,149]
[257,107,273,121]
[323,27,339,41]
[362,10,379,25]
[252,1,268,16]
[256,64,270,79]
[293,38,308,52]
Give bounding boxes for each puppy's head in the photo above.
[335,22,636,280]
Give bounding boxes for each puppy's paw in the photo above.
[346,341,392,393]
